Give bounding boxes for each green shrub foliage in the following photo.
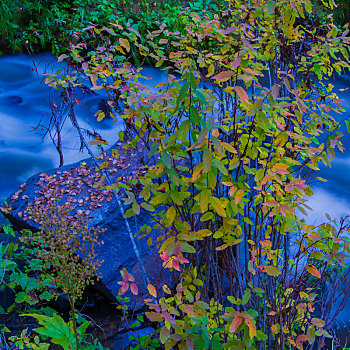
[3,0,350,349]
[54,0,350,348]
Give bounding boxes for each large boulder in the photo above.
[0,140,171,311]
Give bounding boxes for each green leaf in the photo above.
[241,289,251,305]
[178,120,190,141]
[212,136,224,155]
[176,82,190,108]
[194,90,207,105]
[162,151,171,168]
[24,313,75,349]
[141,202,155,212]
[249,100,263,116]
[346,120,350,133]
[200,212,214,221]
[212,158,228,175]
[212,334,223,350]
[190,106,200,125]
[305,0,312,13]
[307,326,316,344]
[77,320,91,336]
[264,266,281,277]
[203,148,212,173]
[198,190,210,213]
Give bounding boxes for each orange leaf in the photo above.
[229,186,237,197]
[229,316,243,333]
[212,70,235,82]
[119,38,130,52]
[234,189,245,204]
[306,264,321,279]
[234,86,249,102]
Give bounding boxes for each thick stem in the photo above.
[68,297,79,350]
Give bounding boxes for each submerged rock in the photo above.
[0,140,171,311]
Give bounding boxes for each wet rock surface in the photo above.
[1,140,172,311]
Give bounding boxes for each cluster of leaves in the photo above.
[0,224,92,349]
[24,197,104,302]
[0,200,105,350]
[44,0,350,348]
[0,0,224,56]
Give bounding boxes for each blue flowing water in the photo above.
[0,53,168,203]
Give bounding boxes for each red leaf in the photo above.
[229,316,243,333]
[223,27,238,34]
[131,283,139,295]
[160,251,170,262]
[234,86,249,102]
[145,312,164,322]
[262,200,279,207]
[231,56,241,69]
[121,268,135,282]
[118,281,129,295]
[186,338,194,350]
[177,256,189,263]
[172,259,180,271]
[173,242,181,256]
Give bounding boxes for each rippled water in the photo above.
[0,53,168,202]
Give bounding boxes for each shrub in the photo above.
[41,0,350,348]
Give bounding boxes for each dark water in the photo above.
[1,53,350,344]
[0,53,168,203]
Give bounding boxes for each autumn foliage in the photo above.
[41,0,350,348]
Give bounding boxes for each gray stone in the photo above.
[0,141,171,311]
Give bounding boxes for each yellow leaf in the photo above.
[147,284,157,298]
[145,312,163,322]
[97,111,105,121]
[216,243,229,251]
[166,206,176,226]
[245,318,257,338]
[210,197,226,217]
[206,63,215,77]
[119,38,130,52]
[222,142,237,154]
[264,266,281,277]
